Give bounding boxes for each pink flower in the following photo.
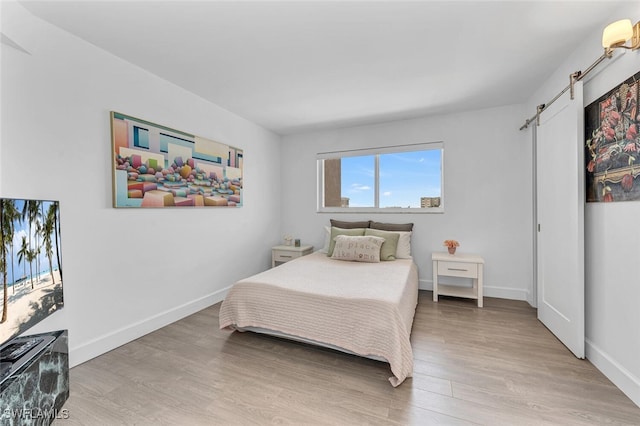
[604,127,616,142]
[443,240,460,248]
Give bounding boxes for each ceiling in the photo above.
[18,1,623,135]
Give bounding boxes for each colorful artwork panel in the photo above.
[585,71,640,202]
[110,112,243,208]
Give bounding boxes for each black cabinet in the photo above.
[1,330,69,425]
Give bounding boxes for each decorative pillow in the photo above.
[395,231,412,259]
[327,227,366,257]
[330,219,371,229]
[364,228,400,261]
[370,221,414,232]
[331,235,385,263]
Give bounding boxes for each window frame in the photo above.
[317,142,444,214]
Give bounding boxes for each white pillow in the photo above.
[319,225,331,254]
[395,231,412,259]
[331,235,385,263]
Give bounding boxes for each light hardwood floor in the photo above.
[61,291,640,425]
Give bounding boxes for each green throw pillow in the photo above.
[364,228,400,261]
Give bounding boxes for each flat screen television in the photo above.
[0,198,64,384]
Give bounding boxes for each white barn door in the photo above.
[536,82,585,359]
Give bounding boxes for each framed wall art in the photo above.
[585,71,639,203]
[111,112,243,208]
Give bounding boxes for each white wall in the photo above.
[281,104,533,301]
[524,4,640,406]
[0,2,282,367]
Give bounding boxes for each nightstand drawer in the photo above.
[437,261,478,278]
[273,251,302,262]
[271,245,314,267]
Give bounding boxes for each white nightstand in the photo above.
[272,245,313,267]
[432,252,484,307]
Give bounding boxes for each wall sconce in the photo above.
[602,19,640,55]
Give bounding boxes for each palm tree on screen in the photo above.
[17,236,29,289]
[5,200,20,293]
[22,200,41,289]
[48,202,62,278]
[1,200,8,323]
[42,210,55,285]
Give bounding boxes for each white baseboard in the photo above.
[69,286,232,368]
[418,279,529,301]
[586,339,640,408]
[484,285,529,301]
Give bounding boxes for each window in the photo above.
[133,126,149,149]
[318,142,443,213]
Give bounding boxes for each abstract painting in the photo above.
[111,112,243,208]
[585,71,639,202]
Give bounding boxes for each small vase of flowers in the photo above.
[444,239,459,255]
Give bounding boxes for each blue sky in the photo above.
[341,149,441,208]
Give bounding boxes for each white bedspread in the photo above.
[219,251,419,386]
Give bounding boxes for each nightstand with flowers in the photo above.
[432,240,484,307]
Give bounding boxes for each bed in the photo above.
[219,223,419,386]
